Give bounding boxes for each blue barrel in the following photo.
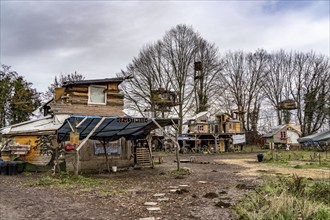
[0,162,9,175]
[8,162,17,175]
[257,153,264,162]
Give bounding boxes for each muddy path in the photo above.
[0,153,263,220]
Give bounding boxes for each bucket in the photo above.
[257,153,264,162]
[111,166,117,172]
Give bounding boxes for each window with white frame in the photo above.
[88,85,107,105]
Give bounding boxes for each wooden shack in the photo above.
[187,111,209,134]
[184,112,245,152]
[215,113,241,134]
[0,115,66,165]
[263,124,301,149]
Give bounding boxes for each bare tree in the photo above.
[262,50,294,125]
[120,41,171,117]
[121,24,221,133]
[193,39,224,114]
[36,135,64,174]
[290,51,330,135]
[245,49,268,131]
[161,24,200,132]
[220,50,267,131]
[221,51,246,126]
[43,71,85,100]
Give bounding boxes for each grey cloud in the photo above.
[0,1,329,93]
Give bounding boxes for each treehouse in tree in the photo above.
[278,99,297,110]
[150,88,178,113]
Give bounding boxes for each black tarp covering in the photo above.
[57,115,178,142]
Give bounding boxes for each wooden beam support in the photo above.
[151,118,180,170]
[76,117,88,128]
[74,117,106,176]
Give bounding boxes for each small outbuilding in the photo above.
[263,124,302,149]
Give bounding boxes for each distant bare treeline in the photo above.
[120,24,330,135]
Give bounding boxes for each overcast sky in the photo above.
[1,0,329,93]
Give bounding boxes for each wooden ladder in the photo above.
[136,148,151,167]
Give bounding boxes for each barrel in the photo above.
[0,162,9,175]
[8,162,17,175]
[16,162,25,173]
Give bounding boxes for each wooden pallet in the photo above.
[136,148,151,167]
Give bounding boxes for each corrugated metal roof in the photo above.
[62,77,124,86]
[190,111,208,120]
[263,125,286,138]
[263,124,301,138]
[1,115,69,135]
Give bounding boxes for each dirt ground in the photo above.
[1,152,328,220]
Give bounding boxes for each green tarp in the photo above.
[298,129,330,143]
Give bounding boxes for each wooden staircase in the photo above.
[136,148,152,167]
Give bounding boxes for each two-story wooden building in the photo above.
[183,112,245,152]
[1,78,177,173]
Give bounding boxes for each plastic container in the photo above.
[112,166,117,172]
[65,144,75,151]
[8,162,17,175]
[1,162,9,175]
[0,160,5,175]
[15,162,25,173]
[257,153,264,162]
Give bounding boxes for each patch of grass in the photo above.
[115,189,127,194]
[157,151,167,156]
[315,208,330,220]
[262,150,330,169]
[242,145,265,153]
[294,162,330,169]
[234,175,330,220]
[20,174,103,187]
[167,167,192,176]
[22,171,32,176]
[308,181,330,205]
[98,188,112,197]
[79,188,92,193]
